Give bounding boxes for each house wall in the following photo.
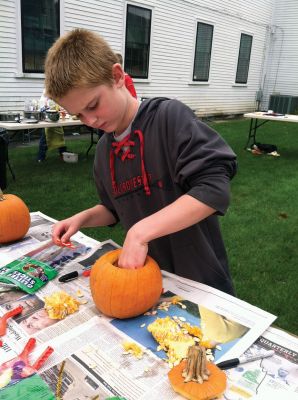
[261,0,298,110]
[0,0,276,116]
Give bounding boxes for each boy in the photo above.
[45,29,237,295]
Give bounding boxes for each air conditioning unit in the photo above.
[269,95,298,114]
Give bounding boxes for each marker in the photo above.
[216,350,275,370]
[58,269,91,283]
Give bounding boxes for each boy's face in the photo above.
[57,64,137,134]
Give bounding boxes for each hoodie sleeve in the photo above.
[163,99,237,215]
[93,151,120,225]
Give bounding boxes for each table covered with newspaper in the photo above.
[0,212,297,400]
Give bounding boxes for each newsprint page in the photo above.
[0,212,297,400]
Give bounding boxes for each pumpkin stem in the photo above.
[182,345,210,383]
[0,188,5,201]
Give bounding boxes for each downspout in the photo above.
[272,26,285,92]
[256,25,271,110]
[259,24,283,110]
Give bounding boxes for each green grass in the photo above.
[5,119,298,335]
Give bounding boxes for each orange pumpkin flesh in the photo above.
[168,360,227,400]
[0,193,31,244]
[90,249,162,319]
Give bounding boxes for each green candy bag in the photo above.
[0,257,57,294]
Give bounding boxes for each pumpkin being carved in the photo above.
[90,249,163,319]
[0,190,31,244]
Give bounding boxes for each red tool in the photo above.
[56,238,76,249]
[0,338,54,389]
[0,305,23,337]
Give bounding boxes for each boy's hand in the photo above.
[118,231,148,269]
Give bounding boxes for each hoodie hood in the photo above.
[135,97,170,122]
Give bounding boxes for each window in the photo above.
[193,22,213,82]
[235,33,252,84]
[125,4,151,79]
[21,0,60,73]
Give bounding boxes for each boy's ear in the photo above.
[112,63,125,87]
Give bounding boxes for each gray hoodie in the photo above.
[94,98,237,295]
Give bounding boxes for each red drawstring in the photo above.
[109,147,117,194]
[110,135,135,194]
[134,129,151,195]
[112,135,136,161]
[109,130,151,196]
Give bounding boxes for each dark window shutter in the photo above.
[21,0,60,73]
[235,33,253,84]
[193,22,213,82]
[125,5,151,79]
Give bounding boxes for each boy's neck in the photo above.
[114,97,139,136]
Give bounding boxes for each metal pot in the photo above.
[0,112,20,123]
[23,111,45,121]
[46,110,60,122]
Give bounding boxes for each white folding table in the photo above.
[0,119,83,189]
[243,112,298,149]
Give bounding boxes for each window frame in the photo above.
[15,0,64,78]
[235,32,253,85]
[192,20,214,83]
[124,2,153,81]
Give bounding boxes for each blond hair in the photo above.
[115,53,123,66]
[44,28,118,100]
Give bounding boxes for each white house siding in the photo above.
[0,0,280,116]
[261,0,298,110]
[0,0,21,112]
[138,0,274,116]
[64,0,125,48]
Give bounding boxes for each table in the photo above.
[0,119,83,189]
[243,112,298,149]
[1,211,297,398]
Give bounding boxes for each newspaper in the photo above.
[222,327,298,400]
[0,212,120,363]
[40,316,177,399]
[0,211,100,268]
[0,212,296,399]
[38,322,298,400]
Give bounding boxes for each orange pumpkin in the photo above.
[0,190,31,244]
[168,360,227,400]
[90,249,163,319]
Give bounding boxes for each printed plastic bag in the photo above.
[0,257,57,294]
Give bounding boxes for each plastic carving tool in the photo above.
[0,337,54,389]
[0,305,23,336]
[56,238,76,249]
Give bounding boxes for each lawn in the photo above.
[4,118,298,335]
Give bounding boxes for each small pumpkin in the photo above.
[0,189,31,244]
[90,249,162,319]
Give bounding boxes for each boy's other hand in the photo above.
[52,217,80,246]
